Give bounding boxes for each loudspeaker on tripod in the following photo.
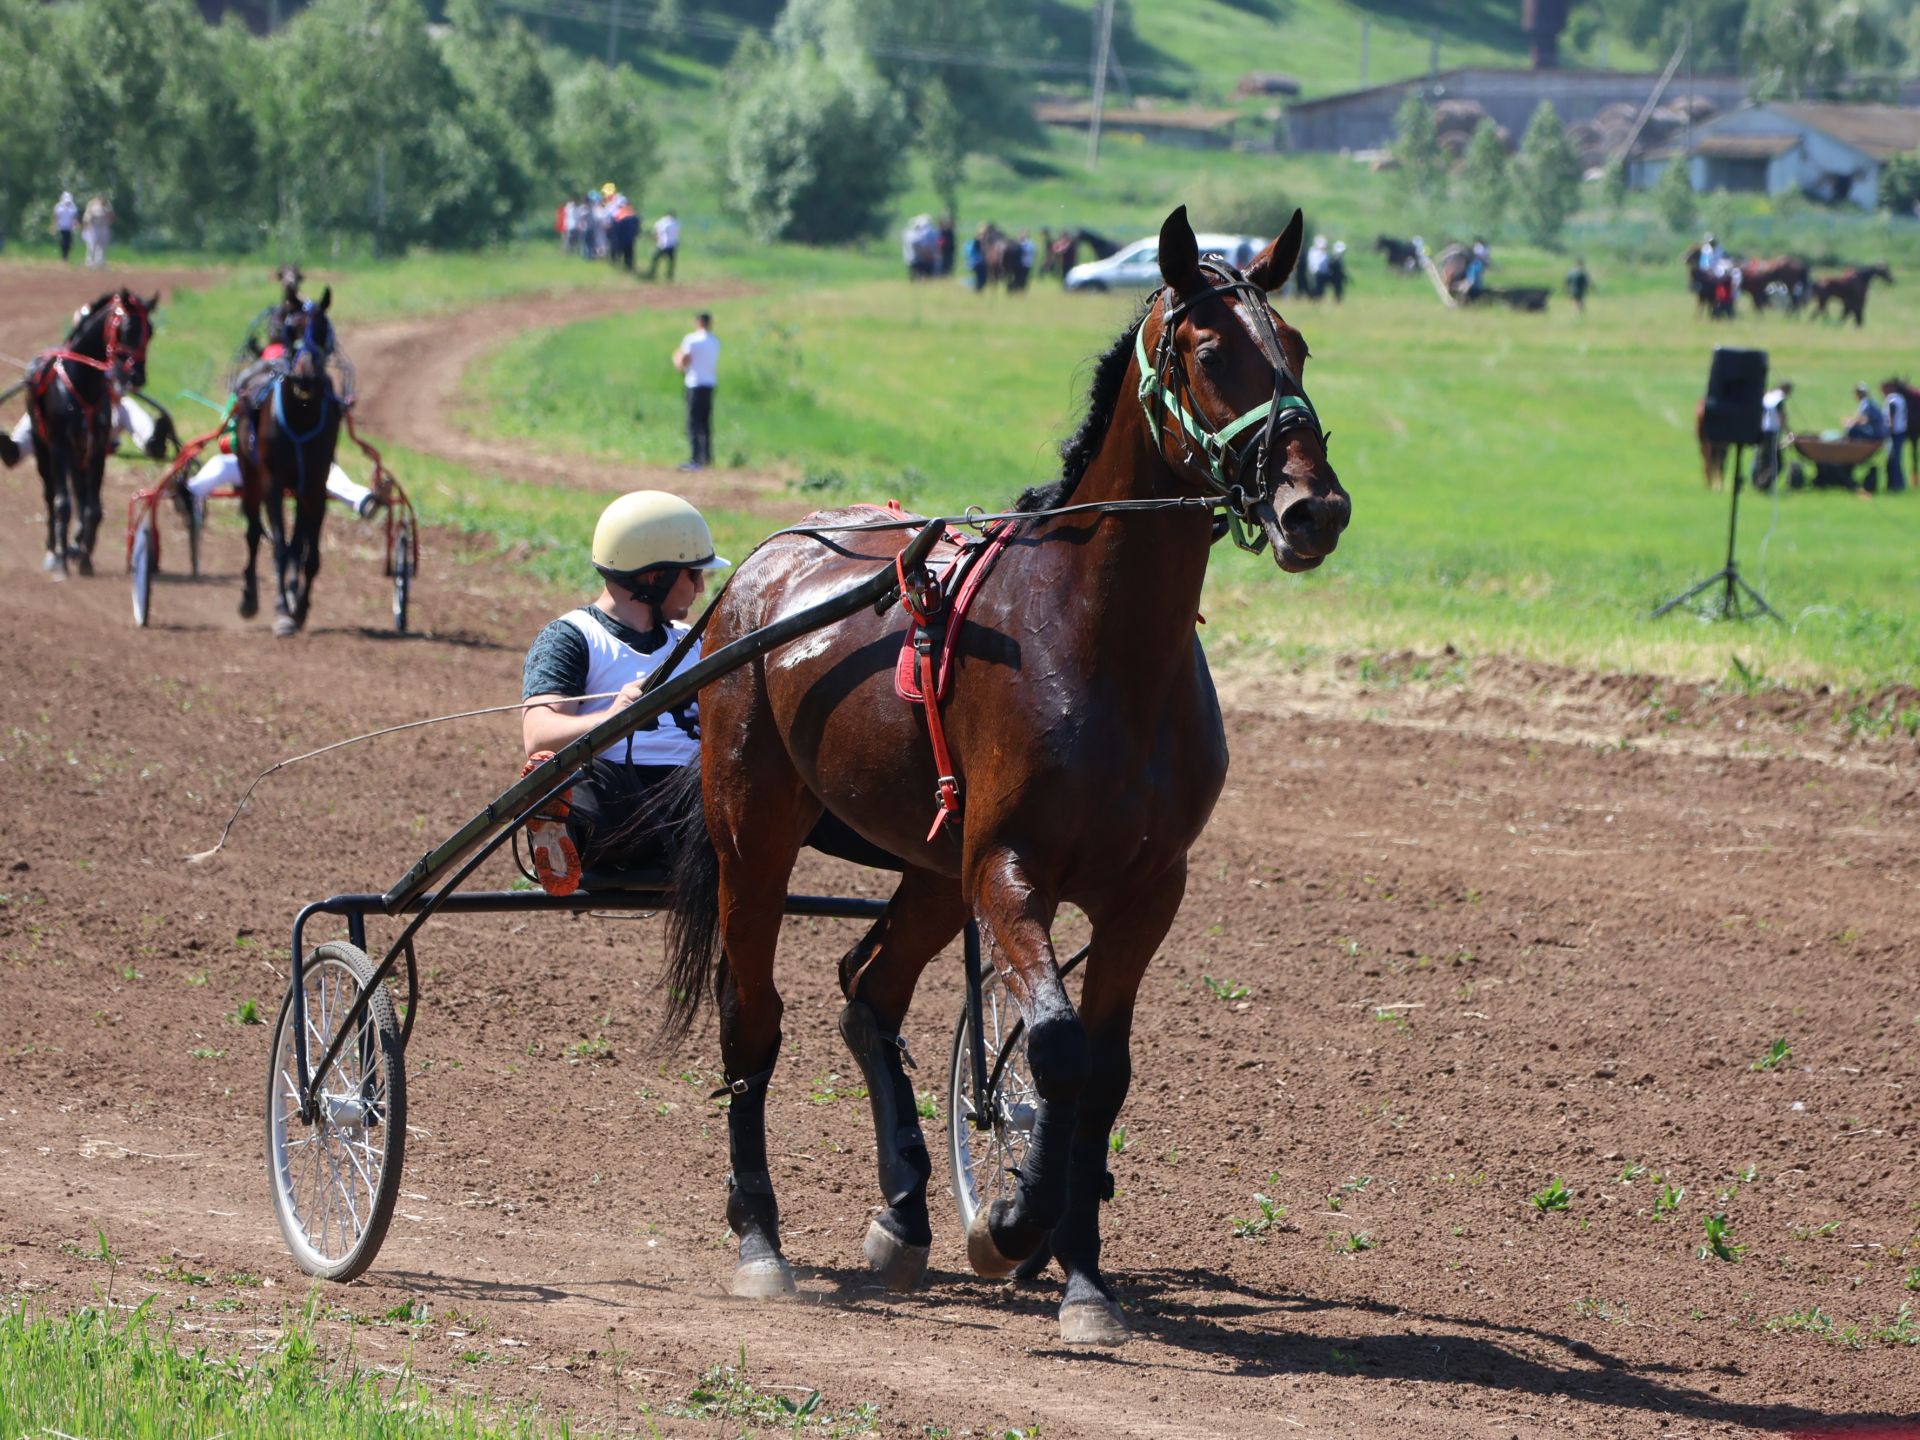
[1702,346,1768,447]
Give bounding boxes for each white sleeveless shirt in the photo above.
[559,608,703,766]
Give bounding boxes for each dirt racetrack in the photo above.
[2,262,1918,1439]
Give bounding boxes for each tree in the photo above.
[551,62,658,204]
[1600,154,1629,217]
[1511,101,1581,249]
[773,0,1043,148]
[1390,93,1444,204]
[1741,0,1896,100]
[1653,154,1698,233]
[0,0,61,244]
[1881,151,1920,216]
[1584,0,1750,68]
[918,76,966,222]
[1461,122,1511,237]
[723,41,908,244]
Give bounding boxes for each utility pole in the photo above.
[266,0,280,33]
[1088,0,1117,171]
[607,0,622,66]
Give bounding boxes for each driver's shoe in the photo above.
[0,432,18,467]
[520,751,581,896]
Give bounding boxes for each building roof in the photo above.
[1033,101,1241,133]
[1694,133,1799,159]
[1771,102,1920,159]
[1284,66,1745,114]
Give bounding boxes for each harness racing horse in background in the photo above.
[1809,264,1892,326]
[1375,234,1421,272]
[232,289,342,636]
[1739,255,1809,313]
[22,289,156,577]
[661,206,1349,1345]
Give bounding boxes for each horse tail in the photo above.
[659,760,721,1042]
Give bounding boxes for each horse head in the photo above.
[88,288,157,390]
[1869,263,1894,286]
[1140,205,1348,572]
[289,288,334,393]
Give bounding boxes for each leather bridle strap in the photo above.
[1135,261,1323,554]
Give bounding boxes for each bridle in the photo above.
[101,293,152,383]
[289,302,333,387]
[1135,258,1325,554]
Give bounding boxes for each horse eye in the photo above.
[1197,346,1222,369]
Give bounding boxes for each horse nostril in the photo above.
[1280,491,1350,544]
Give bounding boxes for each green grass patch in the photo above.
[0,1300,573,1439]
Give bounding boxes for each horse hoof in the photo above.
[273,614,297,638]
[965,1206,1020,1280]
[75,554,93,578]
[863,1218,930,1292]
[1059,1297,1130,1347]
[42,552,61,574]
[730,1255,796,1299]
[239,594,258,619]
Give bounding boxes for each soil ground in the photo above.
[2,263,1917,1439]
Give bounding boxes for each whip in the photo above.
[185,690,626,865]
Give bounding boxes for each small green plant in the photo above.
[915,1090,939,1121]
[1529,1177,1572,1213]
[229,998,261,1026]
[1904,1264,1920,1292]
[1789,1221,1840,1240]
[1617,1160,1648,1183]
[1767,1304,1836,1339]
[1202,975,1251,1002]
[1876,1302,1920,1346]
[1698,1212,1747,1263]
[1231,1176,1287,1240]
[384,1297,431,1325]
[1107,1126,1129,1156]
[1751,1037,1792,1072]
[1727,653,1770,696]
[1653,1181,1684,1218]
[187,1046,225,1060]
[1336,1231,1375,1253]
[564,1035,611,1060]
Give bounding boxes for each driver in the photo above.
[519,491,729,895]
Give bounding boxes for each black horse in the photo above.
[1375,234,1420,272]
[20,290,157,576]
[233,289,342,636]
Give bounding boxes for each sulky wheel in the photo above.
[265,940,408,1282]
[388,514,414,635]
[947,963,1041,1251]
[129,513,157,628]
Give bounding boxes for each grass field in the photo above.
[465,237,1920,689]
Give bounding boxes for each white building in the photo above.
[1634,103,1920,208]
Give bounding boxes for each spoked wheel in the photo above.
[265,941,407,1281]
[129,514,156,627]
[948,963,1041,1246]
[388,515,414,634]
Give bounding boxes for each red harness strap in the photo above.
[28,350,114,474]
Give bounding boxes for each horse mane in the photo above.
[1014,296,1153,513]
[65,293,123,342]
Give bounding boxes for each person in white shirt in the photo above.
[518,490,729,893]
[673,311,719,470]
[1881,379,1909,493]
[53,192,77,262]
[648,211,680,281]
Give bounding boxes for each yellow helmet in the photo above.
[592,491,730,577]
[601,182,617,197]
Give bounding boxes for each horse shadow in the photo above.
[785,1261,1898,1434]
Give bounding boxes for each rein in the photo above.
[1135,260,1325,554]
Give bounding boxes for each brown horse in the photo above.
[1694,396,1729,490]
[1809,264,1892,326]
[1738,256,1809,313]
[660,206,1348,1345]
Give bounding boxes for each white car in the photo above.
[1064,232,1264,292]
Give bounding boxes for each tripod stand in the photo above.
[1652,441,1781,622]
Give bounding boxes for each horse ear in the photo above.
[319,286,332,312]
[1157,206,1202,295]
[147,292,161,313]
[1247,210,1306,294]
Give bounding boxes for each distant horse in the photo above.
[976,224,1032,292]
[660,206,1348,1345]
[1375,234,1420,272]
[22,289,157,576]
[1043,229,1120,280]
[233,289,342,635]
[1739,255,1809,313]
[1809,264,1892,326]
[1694,396,1729,491]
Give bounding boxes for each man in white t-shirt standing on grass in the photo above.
[674,311,719,471]
[648,210,679,281]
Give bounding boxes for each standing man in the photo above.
[1882,380,1909,493]
[82,194,113,269]
[674,311,718,471]
[1564,255,1590,313]
[1756,379,1791,491]
[648,209,680,281]
[53,191,77,262]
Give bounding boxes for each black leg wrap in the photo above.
[838,1001,933,1214]
[724,1084,780,1252]
[989,1096,1076,1261]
